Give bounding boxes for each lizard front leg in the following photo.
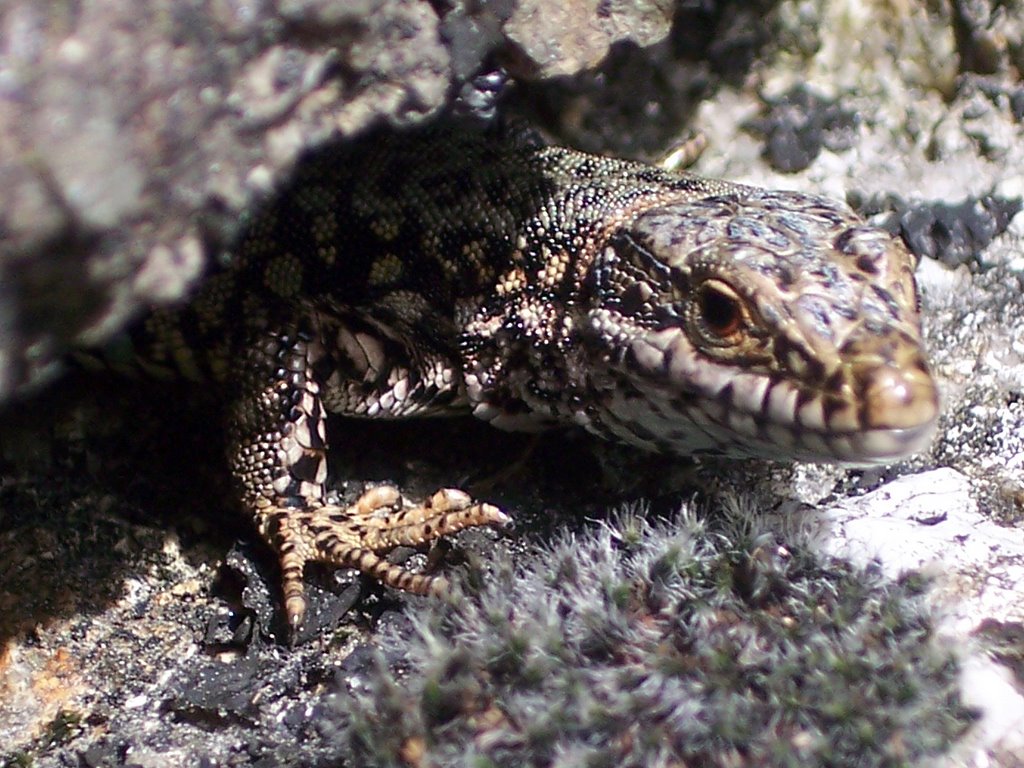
[225,320,508,633]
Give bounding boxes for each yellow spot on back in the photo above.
[318,244,338,265]
[312,212,339,254]
[538,249,570,287]
[436,252,460,279]
[496,266,526,297]
[369,253,403,285]
[369,216,401,241]
[264,253,304,298]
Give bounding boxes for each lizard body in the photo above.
[129,122,938,632]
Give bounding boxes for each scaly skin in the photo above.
[131,122,938,632]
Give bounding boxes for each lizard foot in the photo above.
[259,486,509,632]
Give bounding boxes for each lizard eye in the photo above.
[694,280,745,342]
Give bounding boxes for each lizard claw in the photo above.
[261,485,508,636]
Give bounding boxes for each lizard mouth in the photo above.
[686,367,938,465]
[612,329,940,464]
[759,364,940,465]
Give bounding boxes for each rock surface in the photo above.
[2,0,1024,766]
[0,0,676,399]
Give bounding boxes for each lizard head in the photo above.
[581,188,938,464]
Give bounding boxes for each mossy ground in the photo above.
[329,505,975,768]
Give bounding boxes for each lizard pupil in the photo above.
[699,284,743,337]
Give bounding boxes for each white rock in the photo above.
[792,467,1024,765]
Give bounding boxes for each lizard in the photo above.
[121,120,938,634]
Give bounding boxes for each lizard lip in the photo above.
[830,417,938,465]
[781,360,939,465]
[785,360,939,464]
[621,328,940,464]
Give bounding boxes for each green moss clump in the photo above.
[329,505,975,767]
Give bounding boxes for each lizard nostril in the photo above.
[859,363,939,431]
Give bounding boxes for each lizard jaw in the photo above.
[587,325,939,465]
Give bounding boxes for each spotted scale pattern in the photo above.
[128,121,937,634]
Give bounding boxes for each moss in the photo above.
[327,504,975,767]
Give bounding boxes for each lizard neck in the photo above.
[457,147,707,433]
